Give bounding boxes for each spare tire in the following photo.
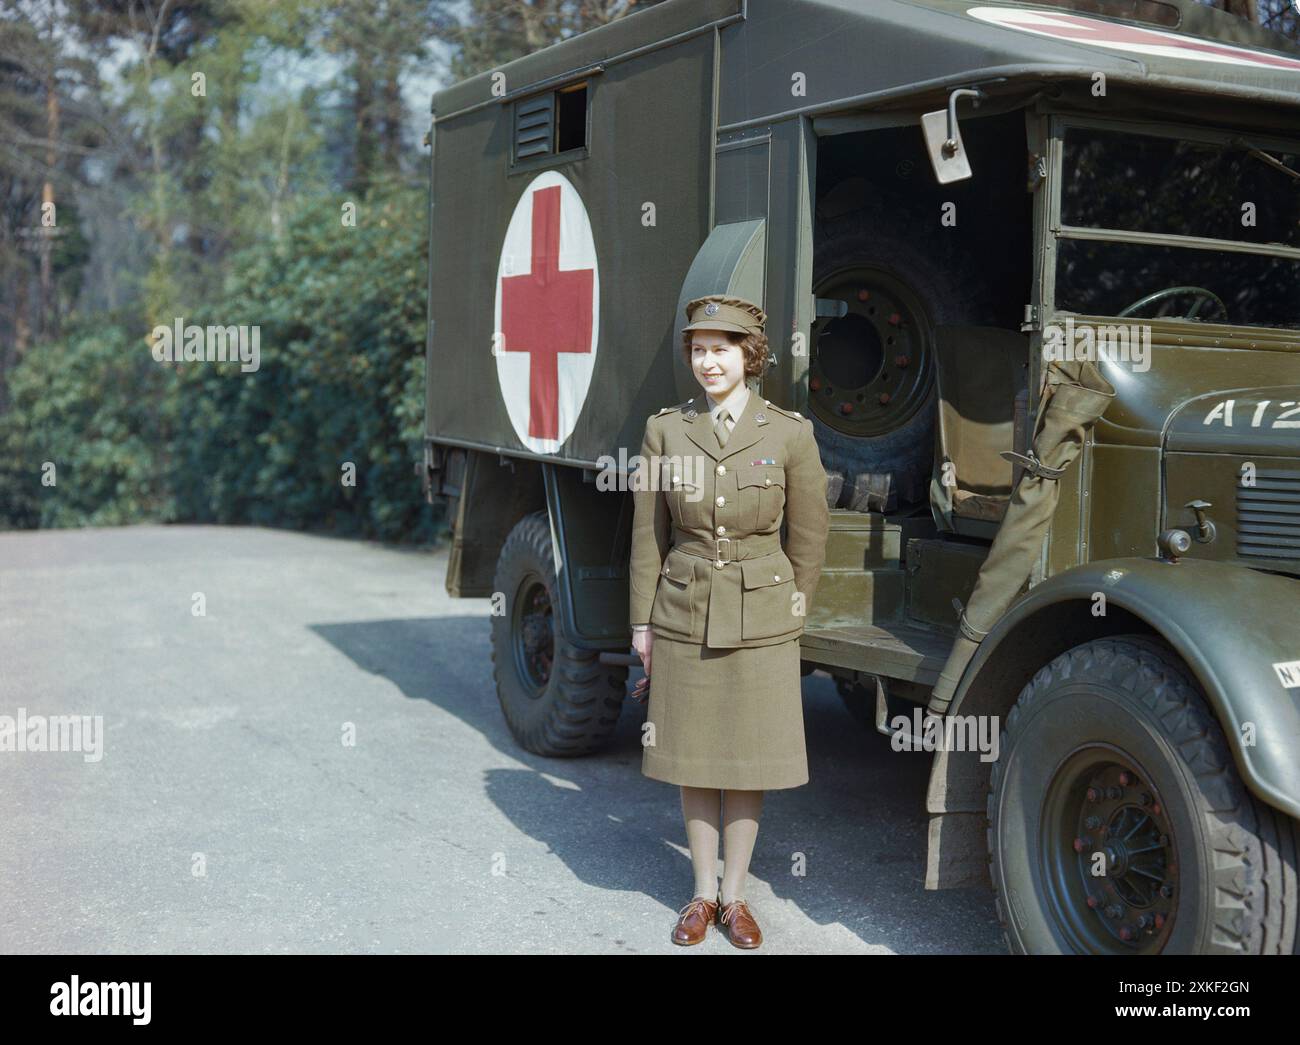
[810,201,998,512]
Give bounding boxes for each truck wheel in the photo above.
[810,206,996,511]
[988,635,1299,954]
[490,511,627,757]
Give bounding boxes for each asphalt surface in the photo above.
[0,525,1004,954]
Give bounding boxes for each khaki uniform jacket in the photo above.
[629,392,830,648]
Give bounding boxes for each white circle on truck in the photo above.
[494,170,600,455]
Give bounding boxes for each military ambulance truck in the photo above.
[421,0,1300,953]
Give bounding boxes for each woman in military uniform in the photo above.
[629,294,830,948]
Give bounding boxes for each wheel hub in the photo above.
[809,268,932,438]
[512,577,554,694]
[1045,752,1178,952]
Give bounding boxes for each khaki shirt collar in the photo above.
[704,385,750,428]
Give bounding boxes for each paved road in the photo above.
[0,525,1004,954]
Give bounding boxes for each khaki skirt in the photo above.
[641,631,809,791]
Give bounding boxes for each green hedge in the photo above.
[0,184,438,544]
[0,324,173,528]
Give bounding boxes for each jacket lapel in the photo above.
[683,400,720,461]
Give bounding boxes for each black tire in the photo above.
[490,511,627,756]
[810,203,998,511]
[988,635,1299,954]
[836,676,876,731]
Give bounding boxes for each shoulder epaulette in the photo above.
[761,399,805,422]
[652,399,692,418]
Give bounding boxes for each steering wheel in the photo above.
[1118,285,1228,322]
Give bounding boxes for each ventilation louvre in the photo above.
[1237,469,1300,561]
[514,94,554,160]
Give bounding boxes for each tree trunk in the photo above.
[40,73,60,338]
[353,55,377,194]
[380,68,403,174]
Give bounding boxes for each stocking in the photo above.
[721,788,763,905]
[680,785,721,899]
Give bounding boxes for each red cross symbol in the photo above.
[500,185,595,440]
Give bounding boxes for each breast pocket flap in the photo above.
[738,466,785,490]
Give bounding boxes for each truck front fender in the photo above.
[950,556,1300,820]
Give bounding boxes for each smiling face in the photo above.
[689,329,746,401]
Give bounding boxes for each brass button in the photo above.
[673,475,681,484]
[715,560,724,569]
[663,566,670,574]
[716,464,726,476]
[764,477,772,486]
[773,574,781,581]
[716,496,725,507]
[716,525,725,535]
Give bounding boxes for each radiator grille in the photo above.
[1237,469,1300,561]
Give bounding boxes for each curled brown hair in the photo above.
[680,328,771,381]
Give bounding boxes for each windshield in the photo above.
[1054,125,1300,330]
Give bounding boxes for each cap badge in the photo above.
[704,302,719,316]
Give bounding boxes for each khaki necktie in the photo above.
[714,409,730,449]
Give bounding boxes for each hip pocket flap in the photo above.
[661,548,697,585]
[741,554,794,589]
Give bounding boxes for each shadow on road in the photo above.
[311,616,1002,953]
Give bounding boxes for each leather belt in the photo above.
[670,529,782,564]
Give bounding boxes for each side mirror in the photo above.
[922,88,985,184]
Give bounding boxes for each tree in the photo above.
[1200,0,1299,40]
[0,0,101,399]
[433,0,664,82]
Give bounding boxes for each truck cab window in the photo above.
[1056,125,1300,329]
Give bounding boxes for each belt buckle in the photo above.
[715,537,732,564]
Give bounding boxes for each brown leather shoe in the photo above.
[670,895,719,946]
[718,898,762,948]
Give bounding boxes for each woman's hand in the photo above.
[631,628,653,704]
[632,627,653,677]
